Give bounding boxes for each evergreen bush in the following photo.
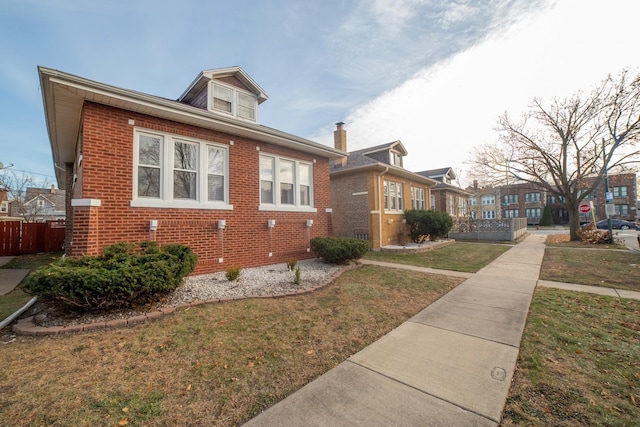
[23,241,197,312]
[539,204,554,226]
[404,209,453,241]
[310,237,369,264]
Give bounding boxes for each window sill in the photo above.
[259,205,317,213]
[130,199,234,210]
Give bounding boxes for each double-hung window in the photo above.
[133,129,230,209]
[384,180,404,212]
[259,154,314,211]
[211,82,258,122]
[411,186,425,210]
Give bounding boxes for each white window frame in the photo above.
[209,81,258,122]
[384,180,404,212]
[615,204,629,215]
[259,153,315,212]
[131,129,232,210]
[0,201,7,213]
[411,186,426,210]
[482,210,496,219]
[481,195,495,205]
[469,197,477,206]
[526,208,541,218]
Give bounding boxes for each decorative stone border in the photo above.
[12,263,358,336]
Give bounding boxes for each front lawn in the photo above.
[502,288,640,425]
[363,242,512,272]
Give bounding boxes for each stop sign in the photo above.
[579,203,591,213]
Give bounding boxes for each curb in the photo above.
[12,263,357,336]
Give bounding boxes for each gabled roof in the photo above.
[430,182,472,196]
[350,140,408,157]
[23,187,66,211]
[179,66,269,105]
[39,67,345,186]
[415,167,456,181]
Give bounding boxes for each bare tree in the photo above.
[468,69,640,240]
[0,169,52,222]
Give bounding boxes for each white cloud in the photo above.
[315,0,640,185]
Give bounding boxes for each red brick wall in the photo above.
[73,102,332,274]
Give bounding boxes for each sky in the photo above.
[1,0,639,188]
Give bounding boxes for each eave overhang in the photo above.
[331,162,438,186]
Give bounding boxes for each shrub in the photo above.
[22,241,197,312]
[576,223,611,244]
[225,265,242,282]
[404,209,453,241]
[310,237,369,264]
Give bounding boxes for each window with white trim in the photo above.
[481,195,495,205]
[384,180,404,212]
[1,201,8,213]
[259,154,313,210]
[210,82,257,121]
[504,194,518,204]
[133,129,230,209]
[482,210,496,219]
[469,197,477,206]
[411,186,425,210]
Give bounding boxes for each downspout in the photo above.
[377,167,389,249]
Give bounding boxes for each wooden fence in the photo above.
[0,220,65,256]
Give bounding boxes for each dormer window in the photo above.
[210,82,257,121]
[390,151,403,167]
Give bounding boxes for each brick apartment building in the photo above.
[468,173,638,225]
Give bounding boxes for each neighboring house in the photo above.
[9,186,66,222]
[329,123,438,249]
[0,188,8,217]
[39,66,344,274]
[467,173,638,225]
[415,167,471,218]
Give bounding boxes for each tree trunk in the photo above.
[567,203,581,241]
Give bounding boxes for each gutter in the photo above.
[377,167,389,249]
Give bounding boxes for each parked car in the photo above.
[594,219,639,230]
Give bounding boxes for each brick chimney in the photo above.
[333,122,347,167]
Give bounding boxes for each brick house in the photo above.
[39,66,344,274]
[415,167,471,218]
[329,123,437,249]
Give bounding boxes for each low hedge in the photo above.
[404,209,453,241]
[22,241,197,312]
[310,237,369,264]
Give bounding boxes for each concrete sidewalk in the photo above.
[0,256,30,296]
[244,234,547,426]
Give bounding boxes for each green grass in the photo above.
[502,288,640,426]
[541,247,640,291]
[0,253,62,321]
[363,242,512,272]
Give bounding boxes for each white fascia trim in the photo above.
[71,198,101,207]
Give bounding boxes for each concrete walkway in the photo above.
[244,234,547,426]
[0,256,30,296]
